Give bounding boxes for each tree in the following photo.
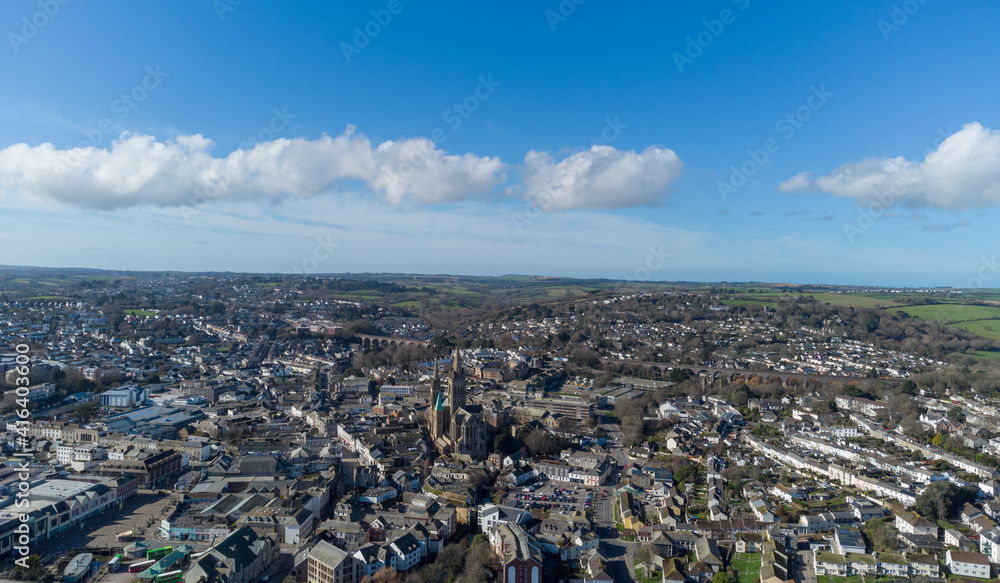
[713,573,737,583]
[437,543,466,580]
[493,433,520,456]
[864,518,898,552]
[947,406,966,423]
[669,368,691,383]
[914,480,977,521]
[457,538,495,583]
[72,401,99,421]
[523,429,570,457]
[364,567,403,583]
[12,554,47,581]
[932,433,947,447]
[634,544,653,573]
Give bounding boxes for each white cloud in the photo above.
[0,129,692,213]
[776,171,813,193]
[778,122,1000,209]
[520,145,684,211]
[0,127,507,209]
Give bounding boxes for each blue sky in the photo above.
[1,0,999,286]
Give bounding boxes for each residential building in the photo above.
[307,540,367,583]
[946,550,992,579]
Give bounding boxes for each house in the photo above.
[945,528,978,552]
[660,558,688,583]
[849,498,885,523]
[846,553,877,576]
[962,503,984,526]
[478,503,532,533]
[895,512,937,537]
[751,499,777,522]
[814,552,847,577]
[833,528,865,555]
[498,467,533,487]
[387,533,423,572]
[897,532,944,553]
[352,544,387,579]
[771,484,806,503]
[907,553,941,578]
[876,553,908,577]
[978,528,1000,563]
[799,513,836,534]
[694,538,725,573]
[946,550,992,579]
[576,548,614,583]
[972,514,998,534]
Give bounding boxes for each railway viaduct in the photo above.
[356,334,431,348]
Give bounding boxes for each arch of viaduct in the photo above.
[357,334,430,348]
[601,359,896,389]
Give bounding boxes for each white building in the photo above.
[99,385,147,408]
[378,385,415,398]
[946,550,991,579]
[477,503,532,533]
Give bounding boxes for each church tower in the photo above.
[448,348,466,411]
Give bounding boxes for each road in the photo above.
[596,418,638,581]
[796,548,818,583]
[601,422,630,467]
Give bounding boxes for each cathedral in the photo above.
[429,349,488,460]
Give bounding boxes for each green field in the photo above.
[720,299,780,309]
[953,320,1000,341]
[892,303,1000,323]
[123,309,157,316]
[731,552,762,583]
[807,293,903,308]
[722,292,902,309]
[889,303,1000,342]
[25,295,72,300]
